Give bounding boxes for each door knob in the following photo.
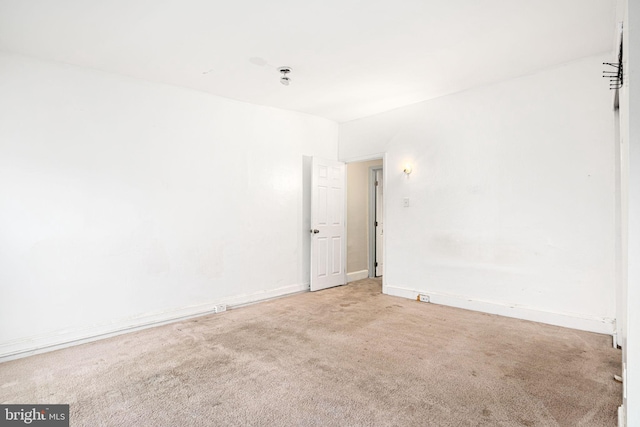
[310,229,320,234]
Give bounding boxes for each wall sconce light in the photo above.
[403,164,412,175]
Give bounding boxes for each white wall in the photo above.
[346,159,382,279]
[623,0,640,422]
[0,52,338,358]
[340,54,616,334]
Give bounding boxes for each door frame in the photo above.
[340,152,387,287]
[369,165,383,278]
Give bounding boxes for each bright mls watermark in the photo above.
[0,405,68,426]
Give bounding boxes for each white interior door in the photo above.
[310,157,346,291]
[375,169,384,277]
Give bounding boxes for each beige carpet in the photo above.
[0,279,621,426]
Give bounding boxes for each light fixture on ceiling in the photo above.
[278,67,292,86]
[403,164,412,175]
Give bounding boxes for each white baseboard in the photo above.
[0,282,310,362]
[347,269,369,283]
[385,284,615,335]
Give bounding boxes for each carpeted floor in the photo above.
[0,278,622,426]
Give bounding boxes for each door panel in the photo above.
[318,187,328,224]
[317,237,328,278]
[332,237,342,274]
[311,157,346,291]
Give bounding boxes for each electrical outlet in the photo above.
[212,304,227,313]
[403,197,410,207]
[418,294,430,303]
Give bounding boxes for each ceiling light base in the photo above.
[279,67,292,86]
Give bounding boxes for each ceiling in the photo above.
[0,0,617,122]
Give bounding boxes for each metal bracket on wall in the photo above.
[603,37,623,90]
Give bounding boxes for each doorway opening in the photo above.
[345,158,384,284]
